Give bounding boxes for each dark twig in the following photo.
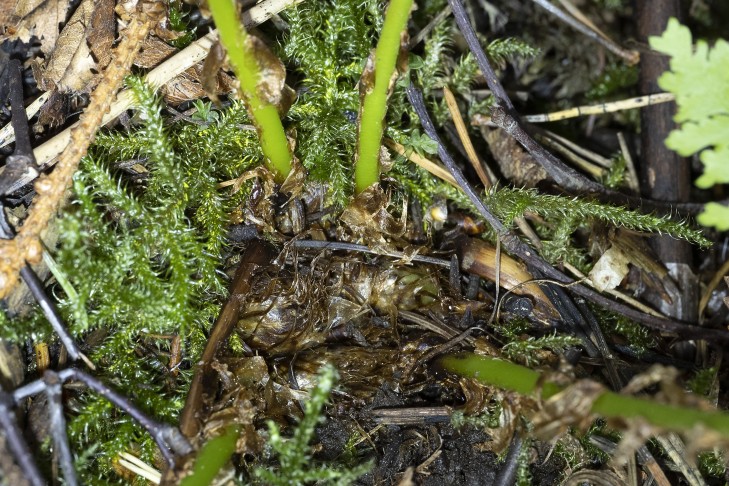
[406,84,729,344]
[447,0,693,216]
[530,0,639,64]
[20,266,85,364]
[449,0,588,192]
[7,60,33,157]
[60,369,193,467]
[292,239,451,268]
[494,433,523,486]
[446,0,513,110]
[0,389,44,486]
[43,370,78,486]
[1,60,38,196]
[180,240,276,439]
[9,367,193,481]
[1,59,88,365]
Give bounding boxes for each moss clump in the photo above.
[52,78,259,479]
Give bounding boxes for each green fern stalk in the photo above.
[355,0,413,193]
[180,425,240,486]
[208,0,292,180]
[440,353,729,438]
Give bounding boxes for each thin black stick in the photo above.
[61,369,192,467]
[44,370,78,486]
[448,0,596,193]
[2,60,88,365]
[445,2,513,110]
[2,59,39,196]
[530,0,638,64]
[493,433,523,486]
[291,239,451,268]
[7,60,33,157]
[447,0,690,216]
[406,84,729,344]
[20,267,84,362]
[0,390,45,486]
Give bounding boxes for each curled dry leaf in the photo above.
[563,469,624,486]
[1,0,71,57]
[87,0,116,70]
[357,30,409,100]
[135,36,237,105]
[455,236,558,321]
[531,379,605,440]
[481,126,548,188]
[339,184,407,251]
[201,40,228,106]
[35,0,115,94]
[594,228,678,305]
[244,35,295,116]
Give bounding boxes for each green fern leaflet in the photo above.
[650,18,729,230]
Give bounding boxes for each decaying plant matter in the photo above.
[2,0,729,483]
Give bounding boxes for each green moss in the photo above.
[253,365,371,485]
[48,78,253,479]
[280,0,381,205]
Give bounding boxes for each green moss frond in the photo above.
[281,0,381,205]
[39,79,256,478]
[415,19,452,94]
[254,365,371,485]
[698,450,726,479]
[483,187,709,247]
[486,38,540,70]
[502,332,582,366]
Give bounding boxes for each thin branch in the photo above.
[60,369,193,467]
[7,60,33,157]
[19,267,89,365]
[0,14,155,299]
[30,0,304,168]
[406,84,729,344]
[494,434,523,486]
[292,239,452,268]
[446,0,513,110]
[447,0,704,216]
[0,390,44,486]
[43,370,78,486]
[531,0,639,64]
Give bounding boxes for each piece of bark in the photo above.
[87,0,116,70]
[636,0,698,329]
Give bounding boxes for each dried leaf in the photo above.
[201,41,227,106]
[135,36,237,105]
[135,35,177,68]
[531,379,605,440]
[588,244,630,292]
[482,126,548,187]
[2,0,72,57]
[37,0,96,92]
[455,236,558,320]
[87,0,116,70]
[246,35,295,116]
[563,469,624,486]
[339,184,407,251]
